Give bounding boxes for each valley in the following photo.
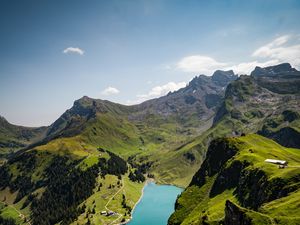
[0,63,300,225]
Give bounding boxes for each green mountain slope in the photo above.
[168,134,300,225]
[9,70,236,187]
[172,63,300,172]
[0,70,237,225]
[0,116,47,161]
[1,63,299,225]
[168,63,300,225]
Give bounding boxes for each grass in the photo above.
[35,136,92,158]
[2,146,145,225]
[0,117,47,158]
[0,187,33,224]
[31,111,206,188]
[260,189,300,222]
[169,176,216,225]
[71,174,144,225]
[0,201,26,224]
[231,134,300,179]
[170,134,300,225]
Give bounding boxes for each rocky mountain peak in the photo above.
[73,96,115,114]
[250,63,298,76]
[212,70,237,87]
[0,115,8,123]
[74,96,94,106]
[188,75,211,90]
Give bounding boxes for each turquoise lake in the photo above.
[127,182,183,225]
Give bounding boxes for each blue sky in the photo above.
[1,0,300,126]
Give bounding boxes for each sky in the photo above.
[1,0,300,127]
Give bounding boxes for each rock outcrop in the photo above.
[224,200,252,225]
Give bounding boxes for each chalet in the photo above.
[265,159,288,166]
[107,211,115,216]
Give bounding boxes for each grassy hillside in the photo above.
[166,71,300,188]
[0,116,47,162]
[0,202,28,225]
[168,134,300,225]
[0,144,145,225]
[30,111,203,187]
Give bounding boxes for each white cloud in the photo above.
[225,60,279,75]
[101,86,120,96]
[138,81,186,98]
[176,55,227,75]
[174,34,300,75]
[63,47,84,55]
[252,35,290,57]
[252,35,300,68]
[127,81,186,105]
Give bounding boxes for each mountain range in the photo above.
[0,63,299,225]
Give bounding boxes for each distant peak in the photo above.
[75,95,96,104]
[212,70,237,87]
[78,95,92,101]
[251,63,298,76]
[188,75,211,88]
[265,63,293,72]
[0,115,8,122]
[212,70,235,77]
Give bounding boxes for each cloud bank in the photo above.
[252,35,300,67]
[174,34,300,75]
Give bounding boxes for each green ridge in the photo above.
[169,134,300,225]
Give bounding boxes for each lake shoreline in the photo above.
[117,178,154,225]
[116,178,183,225]
[120,180,182,225]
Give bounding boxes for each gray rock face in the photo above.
[258,126,300,148]
[250,63,298,77]
[134,71,237,124]
[212,70,238,87]
[212,63,300,143]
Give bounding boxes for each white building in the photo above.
[265,159,288,165]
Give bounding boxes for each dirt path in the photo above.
[104,180,124,212]
[104,179,124,225]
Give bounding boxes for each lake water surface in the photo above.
[127,182,183,225]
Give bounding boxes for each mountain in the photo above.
[169,63,300,225]
[214,63,300,148]
[2,70,237,185]
[0,116,47,160]
[44,69,237,143]
[1,63,299,225]
[177,63,300,159]
[251,63,298,77]
[168,134,300,225]
[251,63,300,94]
[212,69,237,87]
[0,70,237,225]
